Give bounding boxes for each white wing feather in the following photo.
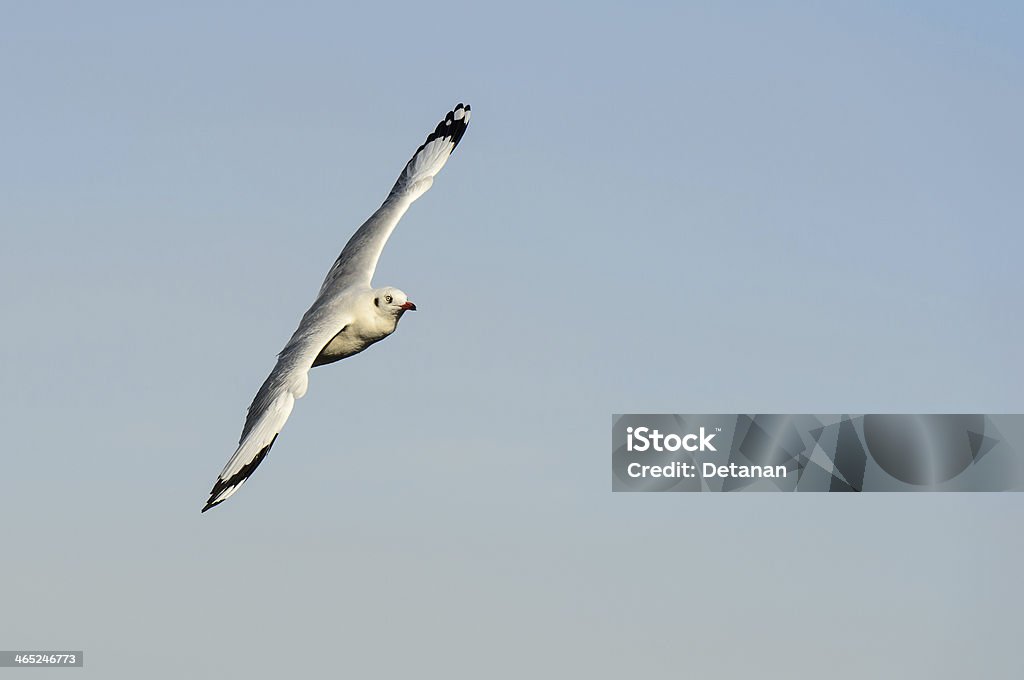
[318,103,471,294]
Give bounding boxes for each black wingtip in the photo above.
[449,103,470,151]
[201,433,279,515]
[201,495,227,513]
[412,103,472,158]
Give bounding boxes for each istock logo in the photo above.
[626,426,717,452]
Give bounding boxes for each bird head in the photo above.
[373,287,416,316]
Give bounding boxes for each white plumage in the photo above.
[203,103,471,512]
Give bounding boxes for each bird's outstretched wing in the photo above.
[318,103,471,295]
[202,317,339,512]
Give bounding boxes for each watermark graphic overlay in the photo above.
[0,651,83,667]
[612,414,1024,492]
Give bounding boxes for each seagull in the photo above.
[202,103,471,512]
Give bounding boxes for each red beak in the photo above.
[400,301,417,311]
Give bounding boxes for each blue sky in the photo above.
[2,2,1022,677]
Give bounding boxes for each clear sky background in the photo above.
[2,1,1022,677]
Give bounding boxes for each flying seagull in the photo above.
[203,103,471,512]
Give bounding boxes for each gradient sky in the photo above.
[3,2,1023,678]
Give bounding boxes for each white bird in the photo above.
[203,103,471,512]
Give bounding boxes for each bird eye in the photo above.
[385,295,393,303]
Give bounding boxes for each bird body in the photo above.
[310,286,415,368]
[203,103,471,512]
